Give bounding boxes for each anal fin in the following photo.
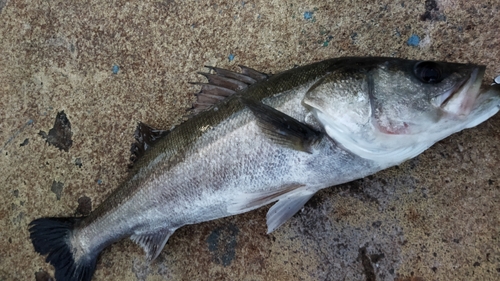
[130,228,174,262]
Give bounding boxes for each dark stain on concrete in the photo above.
[207,223,239,266]
[75,157,83,167]
[359,245,377,281]
[50,180,64,200]
[420,0,446,21]
[0,119,33,153]
[19,138,29,147]
[370,253,385,264]
[76,195,92,216]
[11,210,24,226]
[35,270,55,281]
[338,178,380,205]
[39,111,73,152]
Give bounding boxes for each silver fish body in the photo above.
[29,57,500,281]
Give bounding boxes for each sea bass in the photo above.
[29,57,500,281]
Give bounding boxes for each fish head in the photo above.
[303,58,500,166]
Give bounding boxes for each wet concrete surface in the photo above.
[1,0,499,280]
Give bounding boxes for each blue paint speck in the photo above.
[304,11,313,20]
[112,64,119,74]
[228,54,235,62]
[97,179,103,185]
[323,35,334,47]
[407,34,420,46]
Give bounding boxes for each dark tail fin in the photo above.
[29,217,97,281]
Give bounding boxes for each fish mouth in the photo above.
[438,66,485,116]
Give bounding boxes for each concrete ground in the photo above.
[1,0,499,280]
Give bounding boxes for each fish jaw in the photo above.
[440,66,485,117]
[463,83,500,129]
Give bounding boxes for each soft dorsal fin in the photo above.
[129,122,170,167]
[191,65,270,113]
[130,228,174,262]
[197,72,248,91]
[240,98,323,153]
[206,66,259,84]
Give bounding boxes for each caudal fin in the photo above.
[29,217,97,281]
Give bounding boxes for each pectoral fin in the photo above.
[241,98,323,153]
[130,228,174,262]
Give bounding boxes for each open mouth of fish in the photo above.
[437,67,485,116]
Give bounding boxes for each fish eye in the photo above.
[414,61,443,83]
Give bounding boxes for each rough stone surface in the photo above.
[1,0,499,280]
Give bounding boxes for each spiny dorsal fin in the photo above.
[191,65,270,113]
[129,122,170,167]
[130,228,174,262]
[240,98,323,153]
[239,65,269,81]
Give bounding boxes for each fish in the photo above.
[29,57,500,281]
